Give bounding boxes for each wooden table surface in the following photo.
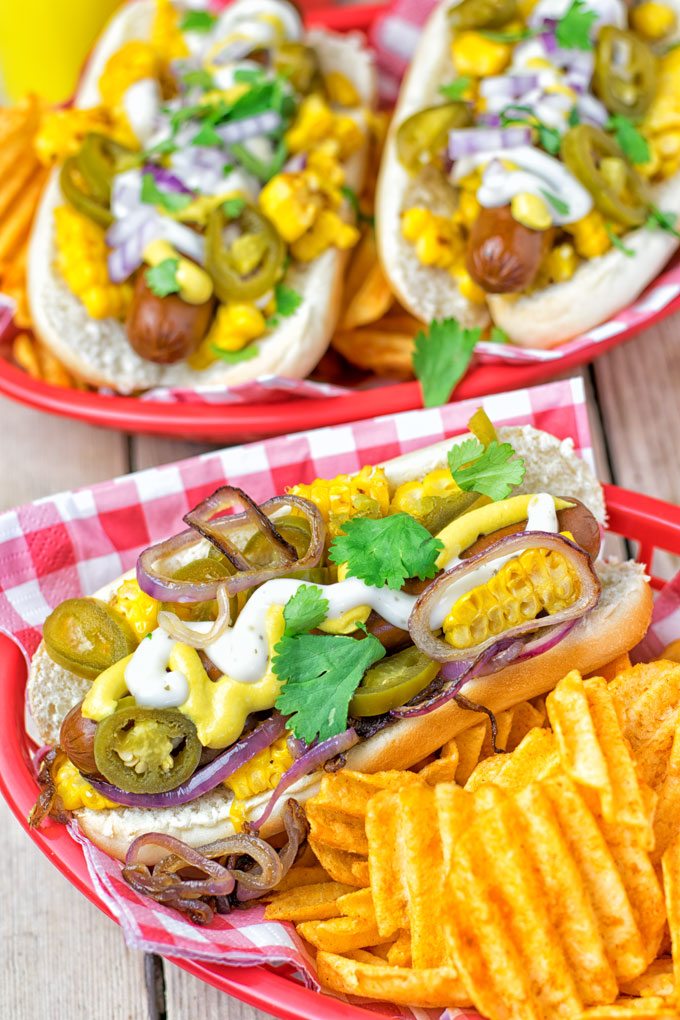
[0,320,678,1019]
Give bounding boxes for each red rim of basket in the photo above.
[1,482,679,1018]
[2,1,680,440]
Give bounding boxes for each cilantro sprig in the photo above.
[646,205,680,238]
[555,0,598,50]
[180,10,217,32]
[605,223,634,256]
[447,438,526,501]
[273,631,386,743]
[328,514,443,591]
[210,344,260,365]
[412,318,481,409]
[141,173,192,214]
[283,585,329,637]
[540,189,570,217]
[146,258,180,297]
[500,106,561,156]
[439,77,472,101]
[267,283,302,328]
[607,115,650,165]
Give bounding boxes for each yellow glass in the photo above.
[0,0,123,103]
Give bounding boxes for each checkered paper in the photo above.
[2,375,674,1019]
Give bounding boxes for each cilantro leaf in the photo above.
[141,172,192,213]
[605,222,634,256]
[210,344,260,364]
[607,115,650,165]
[182,68,215,91]
[540,188,570,216]
[439,76,472,101]
[144,136,177,158]
[146,258,180,297]
[283,585,329,637]
[646,205,680,238]
[222,196,247,218]
[536,122,562,155]
[267,283,302,328]
[490,325,509,344]
[447,438,526,501]
[180,10,217,32]
[555,0,597,50]
[340,185,374,226]
[191,122,222,147]
[499,105,560,155]
[328,514,444,591]
[412,318,480,408]
[274,632,386,743]
[568,106,581,127]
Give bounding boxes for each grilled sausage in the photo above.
[466,204,553,294]
[126,273,215,364]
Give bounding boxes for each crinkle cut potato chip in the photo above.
[661,836,680,1002]
[264,882,356,922]
[620,957,674,999]
[315,952,471,1008]
[296,915,383,954]
[576,1000,679,1018]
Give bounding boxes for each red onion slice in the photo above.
[479,74,540,99]
[449,125,533,161]
[85,714,286,808]
[137,487,325,602]
[408,532,600,664]
[245,728,359,833]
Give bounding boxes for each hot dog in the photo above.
[376,0,680,347]
[28,0,376,391]
[27,420,651,866]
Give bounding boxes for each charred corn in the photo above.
[290,466,390,537]
[225,736,294,830]
[54,206,132,319]
[443,547,580,649]
[110,579,158,640]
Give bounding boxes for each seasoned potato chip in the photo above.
[386,929,412,968]
[453,722,488,785]
[365,787,408,939]
[548,673,652,841]
[661,836,680,1000]
[336,887,375,922]
[309,840,369,888]
[585,653,632,683]
[297,915,382,953]
[264,882,355,922]
[306,801,368,854]
[611,661,680,788]
[506,699,547,750]
[651,718,680,862]
[620,957,674,999]
[418,744,459,785]
[576,999,679,1018]
[466,728,559,792]
[316,952,471,1007]
[464,754,509,791]
[271,865,329,893]
[434,783,475,875]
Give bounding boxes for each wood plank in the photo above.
[132,435,215,471]
[0,798,150,1019]
[164,962,278,1020]
[593,321,680,579]
[0,399,127,510]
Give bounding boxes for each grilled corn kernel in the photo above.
[151,0,189,60]
[225,735,294,831]
[631,1,676,39]
[453,265,487,303]
[545,243,578,283]
[54,206,132,319]
[511,192,552,231]
[442,547,580,649]
[401,207,431,242]
[286,94,364,159]
[455,189,481,229]
[291,209,360,262]
[54,756,118,811]
[259,173,322,243]
[35,107,113,165]
[290,465,390,537]
[110,579,158,640]
[210,303,267,351]
[324,71,361,108]
[564,210,612,259]
[451,32,512,76]
[402,208,462,269]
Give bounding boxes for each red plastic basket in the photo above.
[0,481,678,1018]
[2,1,680,441]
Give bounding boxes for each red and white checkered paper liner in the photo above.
[0,376,673,1019]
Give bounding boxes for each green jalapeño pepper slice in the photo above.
[243,513,312,566]
[448,0,517,31]
[206,204,285,302]
[396,102,472,175]
[43,598,138,680]
[60,156,114,227]
[421,490,482,536]
[561,124,649,227]
[160,557,236,623]
[94,705,202,793]
[349,646,439,717]
[77,132,137,202]
[594,27,658,120]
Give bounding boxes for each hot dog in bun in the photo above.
[28,413,652,865]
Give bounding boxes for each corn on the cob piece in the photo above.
[443,547,580,649]
[290,466,390,538]
[225,736,294,830]
[54,205,132,320]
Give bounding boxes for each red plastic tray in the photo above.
[0,482,678,1017]
[3,2,680,440]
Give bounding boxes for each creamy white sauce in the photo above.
[123,78,161,147]
[454,146,593,226]
[125,629,190,708]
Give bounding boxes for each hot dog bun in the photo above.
[376,0,680,348]
[27,427,651,862]
[28,2,376,392]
